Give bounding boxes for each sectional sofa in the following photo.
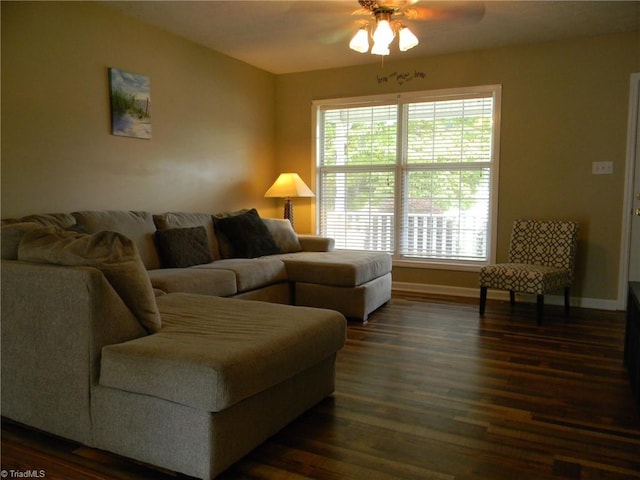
[1,208,392,478]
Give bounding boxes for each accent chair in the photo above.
[479,219,579,324]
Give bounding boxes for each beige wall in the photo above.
[2,1,639,304]
[276,31,640,303]
[1,1,279,218]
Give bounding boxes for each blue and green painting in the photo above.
[109,67,151,139]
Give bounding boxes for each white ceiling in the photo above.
[105,1,640,74]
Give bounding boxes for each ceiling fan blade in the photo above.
[405,2,486,22]
[351,7,372,16]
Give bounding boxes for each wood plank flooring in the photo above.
[2,294,639,479]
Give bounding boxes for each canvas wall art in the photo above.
[109,67,151,139]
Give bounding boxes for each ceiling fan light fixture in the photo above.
[349,27,370,53]
[398,26,419,51]
[348,2,420,57]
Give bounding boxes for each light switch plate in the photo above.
[592,161,613,175]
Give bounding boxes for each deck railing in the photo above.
[322,212,486,260]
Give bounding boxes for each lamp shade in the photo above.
[264,173,315,198]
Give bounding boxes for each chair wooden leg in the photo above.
[536,295,544,325]
[509,291,516,305]
[479,286,488,315]
[564,287,571,316]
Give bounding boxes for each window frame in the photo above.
[312,85,501,271]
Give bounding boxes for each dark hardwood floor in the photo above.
[2,294,639,479]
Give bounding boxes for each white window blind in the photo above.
[315,86,501,265]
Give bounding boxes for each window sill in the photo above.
[392,258,484,272]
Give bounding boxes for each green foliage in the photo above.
[321,114,490,212]
[111,88,149,119]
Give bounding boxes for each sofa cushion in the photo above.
[195,257,287,293]
[262,218,302,253]
[18,226,161,333]
[277,250,392,287]
[297,234,335,252]
[153,212,219,259]
[213,209,279,259]
[148,268,237,297]
[154,226,213,268]
[72,211,161,270]
[99,293,346,412]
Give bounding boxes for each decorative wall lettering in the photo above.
[377,70,427,85]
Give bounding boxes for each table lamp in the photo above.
[264,173,314,228]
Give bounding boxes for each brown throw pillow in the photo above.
[213,208,280,258]
[155,226,214,268]
[18,226,161,333]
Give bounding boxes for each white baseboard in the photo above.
[392,281,622,312]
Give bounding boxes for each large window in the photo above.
[314,85,501,266]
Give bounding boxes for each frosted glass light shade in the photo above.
[349,28,370,53]
[372,19,394,45]
[371,41,390,56]
[399,26,419,51]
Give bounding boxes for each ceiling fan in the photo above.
[348,1,486,55]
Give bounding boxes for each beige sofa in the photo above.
[1,209,391,478]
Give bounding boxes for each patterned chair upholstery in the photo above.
[479,219,579,324]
